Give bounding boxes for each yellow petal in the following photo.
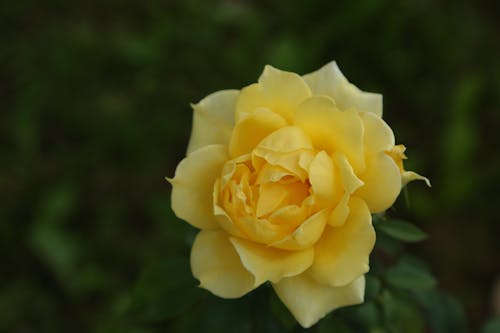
[191,230,255,298]
[229,108,287,158]
[355,152,402,213]
[308,151,341,206]
[235,83,270,122]
[188,90,239,154]
[333,151,364,194]
[235,66,312,123]
[255,164,295,184]
[256,182,309,218]
[294,96,366,173]
[257,65,312,122]
[235,215,292,245]
[328,193,350,227]
[170,144,227,229]
[219,154,252,189]
[253,127,314,181]
[386,145,431,187]
[273,273,365,328]
[256,182,290,217]
[402,171,431,187]
[360,111,395,155]
[256,126,313,153]
[310,197,375,287]
[230,237,314,285]
[271,209,329,250]
[214,206,247,237]
[303,61,382,117]
[267,204,308,227]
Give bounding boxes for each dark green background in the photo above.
[1,0,499,332]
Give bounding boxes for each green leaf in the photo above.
[374,231,404,257]
[354,301,381,329]
[365,275,382,301]
[414,290,466,333]
[380,291,425,333]
[385,260,436,291]
[317,315,352,333]
[125,256,202,322]
[376,220,428,243]
[198,294,253,333]
[270,291,296,330]
[482,317,500,333]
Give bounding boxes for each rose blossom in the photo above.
[169,61,428,327]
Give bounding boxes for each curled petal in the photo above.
[253,127,314,180]
[387,145,431,187]
[273,273,365,328]
[213,199,247,238]
[229,108,287,158]
[235,215,293,245]
[271,209,329,250]
[256,182,309,218]
[191,230,255,298]
[310,197,375,287]
[170,145,227,230]
[328,193,350,227]
[403,171,431,187]
[303,61,382,117]
[255,164,296,184]
[309,151,341,206]
[188,90,239,154]
[267,205,308,227]
[333,152,364,194]
[256,126,313,153]
[230,237,314,285]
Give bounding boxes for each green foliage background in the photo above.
[1,0,499,332]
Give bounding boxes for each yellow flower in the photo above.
[169,61,428,328]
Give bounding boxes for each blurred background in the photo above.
[1,0,499,332]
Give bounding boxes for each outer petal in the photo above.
[355,152,402,213]
[170,144,227,229]
[235,83,269,122]
[273,273,365,328]
[230,237,314,285]
[360,111,395,156]
[310,197,375,287]
[236,66,312,123]
[303,61,383,117]
[188,90,239,154]
[191,230,256,298]
[294,96,366,173]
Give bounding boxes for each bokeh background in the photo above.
[2,0,500,332]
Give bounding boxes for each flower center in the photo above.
[214,151,324,245]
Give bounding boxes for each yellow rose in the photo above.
[169,62,428,328]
